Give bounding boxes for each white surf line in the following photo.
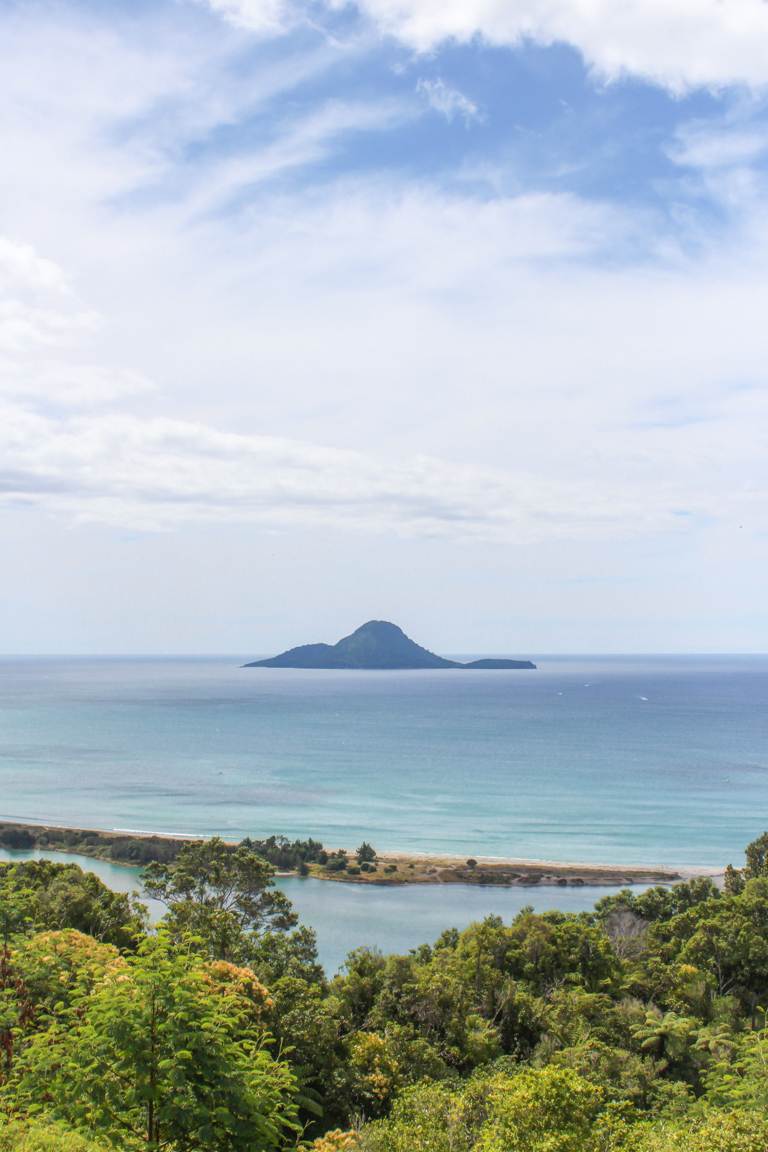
[113,827,198,839]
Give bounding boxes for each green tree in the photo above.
[631,1109,768,1152]
[333,948,387,1029]
[143,837,296,961]
[655,879,768,1017]
[247,926,325,986]
[549,1039,663,1109]
[1,930,122,1077]
[7,934,298,1151]
[703,1024,768,1111]
[474,1066,603,1152]
[358,1066,604,1152]
[721,831,768,896]
[357,1080,468,1152]
[0,862,144,950]
[745,832,768,880]
[630,1008,697,1077]
[355,844,376,865]
[263,974,342,1126]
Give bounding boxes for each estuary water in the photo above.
[0,654,766,869]
[0,846,649,973]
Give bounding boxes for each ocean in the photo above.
[0,654,765,869]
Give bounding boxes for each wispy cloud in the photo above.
[668,124,768,170]
[0,234,149,405]
[416,78,481,125]
[198,0,297,35]
[0,1,766,623]
[1,197,765,543]
[0,403,746,539]
[182,97,412,218]
[204,0,768,93]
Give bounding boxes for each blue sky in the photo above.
[0,0,767,652]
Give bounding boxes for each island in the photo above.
[243,619,536,670]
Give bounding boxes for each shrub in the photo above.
[0,1121,109,1151]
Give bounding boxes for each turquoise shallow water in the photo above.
[0,847,653,973]
[0,655,766,868]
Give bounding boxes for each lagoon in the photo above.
[0,846,652,973]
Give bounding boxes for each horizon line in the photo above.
[1,651,767,659]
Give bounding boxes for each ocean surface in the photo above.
[0,847,651,973]
[0,654,766,869]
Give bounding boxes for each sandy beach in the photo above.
[0,819,719,888]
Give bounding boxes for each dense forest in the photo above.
[1,835,767,1150]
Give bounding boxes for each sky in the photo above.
[1,0,767,655]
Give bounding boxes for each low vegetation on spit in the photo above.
[0,834,767,1150]
[0,824,678,888]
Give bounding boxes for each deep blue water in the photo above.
[0,655,766,868]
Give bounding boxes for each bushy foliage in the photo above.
[0,1119,110,1150]
[356,1067,601,1152]
[1,836,768,1150]
[0,861,145,949]
[3,935,298,1150]
[0,825,330,870]
[142,838,297,963]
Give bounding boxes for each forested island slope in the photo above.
[244,620,536,670]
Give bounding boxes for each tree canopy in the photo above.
[142,837,297,962]
[1,833,768,1150]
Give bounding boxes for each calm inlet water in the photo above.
[0,655,766,868]
[0,847,651,973]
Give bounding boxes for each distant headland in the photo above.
[243,620,536,670]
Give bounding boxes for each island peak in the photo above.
[244,621,536,671]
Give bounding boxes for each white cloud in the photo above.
[0,221,723,538]
[1,189,765,542]
[206,0,768,93]
[416,78,480,124]
[0,363,154,406]
[0,402,746,539]
[353,0,768,91]
[0,235,151,405]
[183,98,411,218]
[0,3,766,562]
[669,125,768,170]
[0,237,72,296]
[200,0,295,34]
[0,235,95,356]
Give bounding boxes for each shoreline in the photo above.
[0,819,720,888]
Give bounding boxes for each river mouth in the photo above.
[0,845,660,974]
